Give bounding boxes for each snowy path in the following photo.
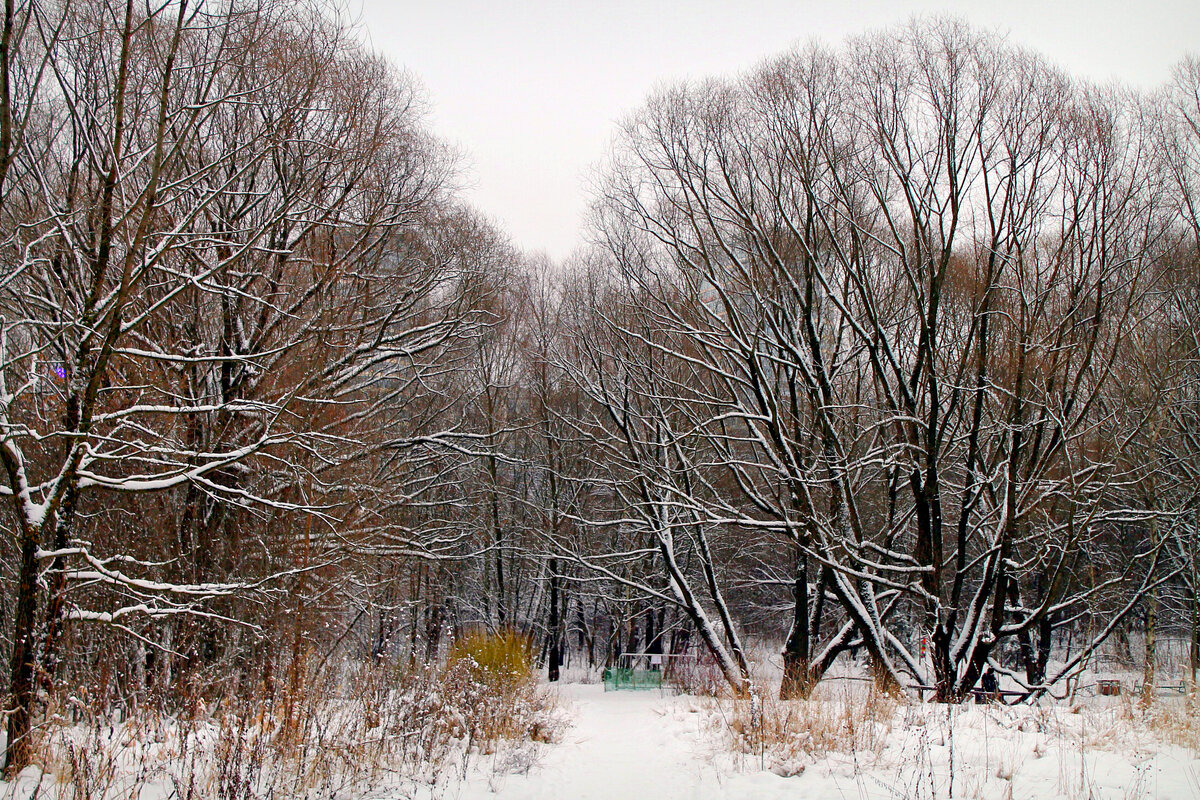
[452,683,1200,800]
[457,684,783,800]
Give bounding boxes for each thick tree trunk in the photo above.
[645,607,663,655]
[39,509,72,688]
[4,526,41,775]
[780,554,811,699]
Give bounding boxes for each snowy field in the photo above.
[2,679,1198,799]
[457,683,1200,800]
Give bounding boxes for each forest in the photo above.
[0,1,1198,797]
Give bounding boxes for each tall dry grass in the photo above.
[21,639,564,800]
[704,675,1200,798]
[708,679,898,776]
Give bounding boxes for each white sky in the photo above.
[356,0,1200,261]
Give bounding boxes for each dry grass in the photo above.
[25,648,565,800]
[661,655,729,697]
[1074,692,1200,753]
[1140,693,1200,751]
[702,677,1200,798]
[445,629,562,750]
[708,680,898,775]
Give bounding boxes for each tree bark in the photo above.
[1143,590,1157,708]
[780,553,811,699]
[548,559,561,682]
[4,526,40,775]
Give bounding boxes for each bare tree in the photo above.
[1148,55,1200,691]
[590,19,1180,701]
[0,0,495,769]
[547,258,753,691]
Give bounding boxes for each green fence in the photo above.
[602,666,663,691]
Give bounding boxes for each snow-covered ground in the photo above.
[458,684,1200,800]
[3,679,1197,799]
[458,684,791,800]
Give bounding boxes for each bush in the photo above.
[444,630,561,752]
[447,629,533,692]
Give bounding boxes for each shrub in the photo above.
[444,629,562,752]
[447,629,533,693]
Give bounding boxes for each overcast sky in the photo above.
[357,1,1200,260]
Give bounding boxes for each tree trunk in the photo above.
[1143,591,1157,708]
[4,526,41,775]
[780,554,812,699]
[487,453,506,626]
[548,559,561,682]
[1186,583,1198,713]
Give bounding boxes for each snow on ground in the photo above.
[455,683,1200,800]
[2,677,1196,799]
[456,684,791,800]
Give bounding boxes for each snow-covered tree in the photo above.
[0,0,495,769]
